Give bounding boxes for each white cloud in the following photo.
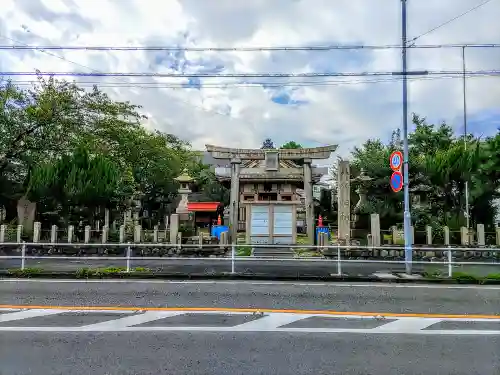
[1,0,499,157]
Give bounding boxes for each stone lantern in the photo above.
[353,169,373,214]
[350,169,373,232]
[175,169,194,220]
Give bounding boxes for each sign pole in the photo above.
[401,0,412,275]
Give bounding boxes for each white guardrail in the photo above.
[0,242,499,277]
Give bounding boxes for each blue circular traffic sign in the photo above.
[390,151,403,171]
[390,171,403,192]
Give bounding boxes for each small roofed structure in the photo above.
[187,202,223,234]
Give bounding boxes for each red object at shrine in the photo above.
[318,215,323,227]
[217,215,222,225]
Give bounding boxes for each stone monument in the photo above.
[17,197,36,234]
[337,160,351,243]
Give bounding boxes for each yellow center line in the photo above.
[1,304,500,320]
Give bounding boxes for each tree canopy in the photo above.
[1,78,498,232]
[350,114,500,230]
[0,77,204,226]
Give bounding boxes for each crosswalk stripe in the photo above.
[80,311,183,330]
[0,309,65,323]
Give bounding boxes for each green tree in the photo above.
[280,141,302,149]
[351,114,496,230]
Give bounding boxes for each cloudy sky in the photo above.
[1,0,499,157]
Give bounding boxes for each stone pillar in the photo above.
[134,225,142,243]
[33,222,41,243]
[303,159,314,243]
[102,226,108,244]
[50,225,58,243]
[426,226,432,245]
[391,226,398,244]
[153,225,159,243]
[443,226,450,246]
[169,214,179,244]
[410,226,415,244]
[477,224,485,246]
[104,208,110,228]
[119,225,125,243]
[0,224,5,243]
[460,227,469,245]
[16,224,23,243]
[496,227,500,246]
[67,225,74,243]
[229,158,241,243]
[370,214,381,247]
[84,225,91,243]
[337,160,351,243]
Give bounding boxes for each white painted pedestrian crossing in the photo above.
[0,307,499,335]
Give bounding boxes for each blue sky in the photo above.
[1,0,500,155]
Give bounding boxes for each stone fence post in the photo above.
[476,224,485,246]
[16,225,23,243]
[443,226,450,246]
[84,226,91,244]
[370,214,381,247]
[134,225,142,243]
[0,225,6,243]
[50,225,58,243]
[426,226,432,245]
[169,214,179,244]
[33,222,41,243]
[67,225,74,243]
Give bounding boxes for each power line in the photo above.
[0,33,260,128]
[7,72,499,87]
[2,70,499,78]
[409,0,496,43]
[3,43,500,51]
[6,73,498,89]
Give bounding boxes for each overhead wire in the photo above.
[6,73,498,90]
[409,0,497,44]
[2,70,500,78]
[0,33,260,129]
[2,43,500,52]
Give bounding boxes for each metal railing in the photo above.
[0,242,499,277]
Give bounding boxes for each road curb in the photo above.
[1,271,499,284]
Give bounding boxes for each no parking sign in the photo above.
[389,151,403,192]
[389,151,403,172]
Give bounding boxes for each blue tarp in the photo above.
[211,225,229,239]
[316,226,330,242]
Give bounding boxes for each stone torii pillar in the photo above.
[229,157,241,243]
[303,158,314,243]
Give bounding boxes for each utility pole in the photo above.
[462,46,470,231]
[401,0,412,274]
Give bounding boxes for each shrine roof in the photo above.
[205,144,337,160]
[187,202,221,212]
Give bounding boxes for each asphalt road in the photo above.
[0,256,425,277]
[1,280,499,375]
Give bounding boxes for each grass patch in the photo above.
[236,246,251,256]
[7,267,44,277]
[75,266,151,278]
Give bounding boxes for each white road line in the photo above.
[371,318,442,332]
[80,311,183,331]
[0,309,65,323]
[1,278,499,289]
[232,313,310,331]
[0,326,499,335]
